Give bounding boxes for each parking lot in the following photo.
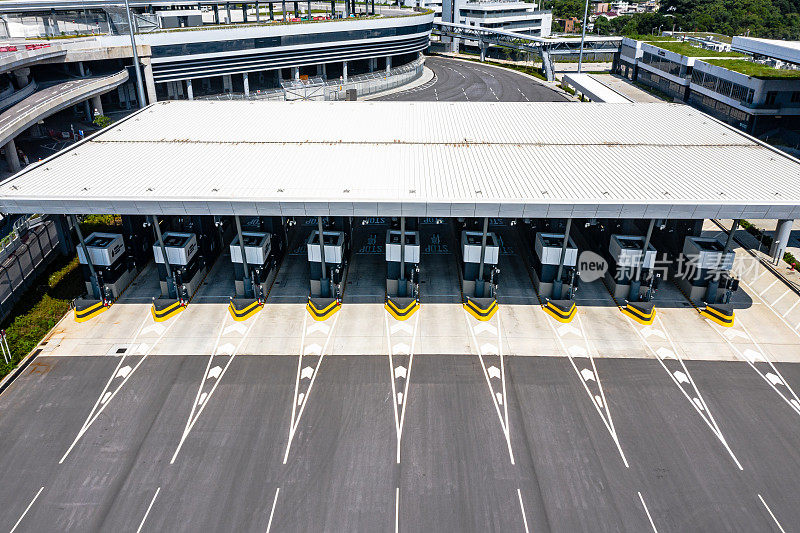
[1,217,799,532]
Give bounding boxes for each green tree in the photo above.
[593,15,612,35]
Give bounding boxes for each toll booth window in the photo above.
[541,236,562,247]
[617,238,642,249]
[86,236,114,248]
[466,235,482,245]
[695,240,724,252]
[164,235,189,247]
[322,234,338,245]
[242,235,262,246]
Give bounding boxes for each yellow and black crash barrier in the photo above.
[228,298,263,321]
[463,296,498,321]
[151,298,185,322]
[74,298,108,322]
[543,299,577,323]
[307,297,340,321]
[385,296,419,320]
[621,301,656,325]
[701,303,735,327]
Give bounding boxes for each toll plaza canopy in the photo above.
[1,100,799,220]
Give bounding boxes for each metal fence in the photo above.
[0,217,61,324]
[199,56,425,102]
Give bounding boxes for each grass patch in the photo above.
[704,59,800,79]
[624,34,677,42]
[0,216,122,381]
[648,41,745,58]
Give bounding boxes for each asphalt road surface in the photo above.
[1,350,799,532]
[378,56,569,102]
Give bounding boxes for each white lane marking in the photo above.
[739,277,800,342]
[771,290,790,307]
[9,486,44,533]
[170,307,260,464]
[461,87,469,101]
[759,279,779,296]
[135,487,161,533]
[629,316,743,470]
[517,489,530,533]
[395,487,400,533]
[59,310,181,463]
[782,298,800,317]
[265,487,280,533]
[546,310,629,467]
[638,491,658,533]
[283,313,339,463]
[710,317,800,419]
[465,308,515,464]
[758,493,786,533]
[386,311,420,464]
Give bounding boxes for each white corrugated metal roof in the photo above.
[562,74,631,103]
[1,100,798,220]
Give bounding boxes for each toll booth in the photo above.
[462,230,499,298]
[461,227,500,320]
[606,234,659,301]
[532,232,579,300]
[230,232,275,300]
[307,229,348,299]
[77,232,135,301]
[676,236,738,303]
[385,227,420,320]
[153,232,205,301]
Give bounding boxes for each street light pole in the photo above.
[577,0,590,73]
[123,0,147,107]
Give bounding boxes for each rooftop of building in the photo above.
[0,100,798,220]
[704,58,800,79]
[647,40,744,58]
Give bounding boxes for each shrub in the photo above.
[92,114,113,128]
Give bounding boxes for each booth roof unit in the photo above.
[1,100,799,220]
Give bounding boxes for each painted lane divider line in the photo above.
[171,306,261,464]
[60,309,182,463]
[629,316,743,470]
[547,310,629,468]
[136,487,161,533]
[9,486,44,533]
[386,310,420,464]
[283,312,339,463]
[465,307,515,465]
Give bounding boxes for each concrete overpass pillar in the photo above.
[91,95,103,116]
[213,4,220,23]
[322,63,327,79]
[242,2,248,22]
[293,67,299,80]
[256,1,260,21]
[226,2,232,22]
[243,72,250,96]
[83,99,92,121]
[385,56,391,75]
[13,68,30,88]
[771,219,794,264]
[342,61,348,81]
[368,58,374,73]
[316,64,323,77]
[223,74,233,93]
[282,0,287,20]
[479,41,486,62]
[186,78,194,100]
[143,59,157,104]
[4,138,20,173]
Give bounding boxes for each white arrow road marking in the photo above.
[284,313,339,463]
[629,315,743,470]
[301,366,314,380]
[487,365,501,379]
[304,343,321,356]
[60,309,181,463]
[391,322,413,335]
[473,323,497,335]
[141,323,166,336]
[709,317,800,419]
[393,342,410,355]
[655,347,675,360]
[465,309,515,465]
[723,328,748,340]
[171,307,261,464]
[386,311,420,464]
[306,322,330,335]
[557,323,581,337]
[641,327,666,340]
[546,310,629,468]
[223,323,247,336]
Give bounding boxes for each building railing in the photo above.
[199,56,425,101]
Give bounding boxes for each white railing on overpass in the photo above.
[199,56,425,101]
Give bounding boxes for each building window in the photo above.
[765,91,777,105]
